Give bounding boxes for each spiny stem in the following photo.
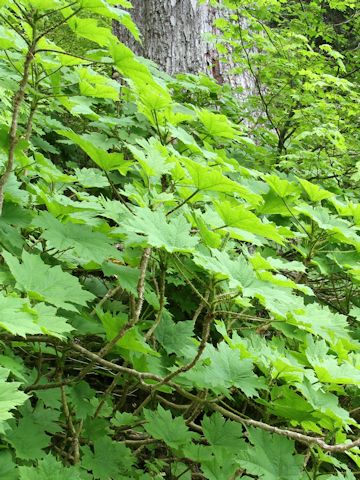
[0,43,36,214]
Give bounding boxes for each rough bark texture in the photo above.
[114,0,217,76]
[113,0,254,92]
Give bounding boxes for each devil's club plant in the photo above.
[0,1,359,479]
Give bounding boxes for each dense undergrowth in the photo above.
[0,0,359,479]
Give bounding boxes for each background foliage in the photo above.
[0,0,359,479]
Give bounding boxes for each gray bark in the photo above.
[114,0,221,78]
[113,0,256,94]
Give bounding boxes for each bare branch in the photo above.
[212,404,360,452]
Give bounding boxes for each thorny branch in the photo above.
[0,42,36,214]
[3,331,360,454]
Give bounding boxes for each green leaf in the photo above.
[57,130,131,174]
[289,303,351,344]
[127,137,173,179]
[0,294,42,336]
[74,168,109,188]
[111,411,139,428]
[19,454,82,480]
[320,474,356,480]
[193,250,256,290]
[80,0,135,28]
[28,0,61,10]
[33,303,74,339]
[81,436,135,479]
[0,369,28,425]
[121,208,198,252]
[305,338,360,385]
[32,153,75,184]
[33,212,116,265]
[144,405,196,449]
[0,220,24,254]
[196,109,237,139]
[298,379,352,427]
[66,15,113,47]
[3,250,95,311]
[202,412,245,451]
[78,67,120,100]
[102,263,138,295]
[0,25,25,50]
[184,159,261,205]
[193,213,222,248]
[0,450,18,480]
[112,9,140,41]
[201,456,239,480]
[297,177,334,202]
[263,386,320,427]
[215,200,285,244]
[297,205,360,247]
[182,342,265,397]
[110,40,166,95]
[311,357,360,385]
[6,415,50,460]
[265,175,299,198]
[155,315,195,355]
[99,311,158,356]
[69,382,96,419]
[237,428,304,480]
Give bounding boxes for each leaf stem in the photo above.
[166,188,200,216]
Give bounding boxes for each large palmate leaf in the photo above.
[5,415,51,460]
[144,405,196,449]
[181,342,265,397]
[0,368,28,425]
[0,450,18,480]
[196,109,237,139]
[215,200,285,244]
[99,311,158,356]
[78,67,120,100]
[65,15,113,47]
[121,208,198,252]
[18,454,83,480]
[265,175,300,198]
[81,437,135,480]
[298,380,352,427]
[155,315,195,355]
[33,303,74,339]
[0,0,359,478]
[110,40,171,106]
[311,357,360,385]
[0,294,42,336]
[193,250,256,290]
[202,412,245,451]
[33,211,116,265]
[183,159,262,205]
[127,137,174,179]
[201,457,240,480]
[0,291,72,338]
[305,338,360,385]
[297,205,360,247]
[289,303,351,344]
[237,428,304,480]
[74,167,109,188]
[297,177,334,202]
[3,250,94,311]
[57,130,131,174]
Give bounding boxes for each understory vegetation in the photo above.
[0,0,359,479]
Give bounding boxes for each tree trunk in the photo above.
[114,0,222,78]
[113,0,257,94]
